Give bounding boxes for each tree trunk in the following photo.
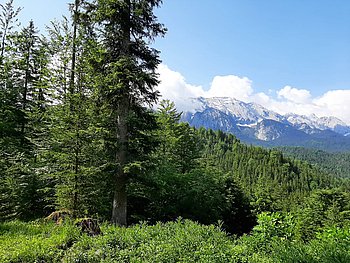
[70,0,79,218]
[20,34,31,147]
[111,165,127,226]
[111,0,131,226]
[111,98,129,226]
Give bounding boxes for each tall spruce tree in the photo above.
[45,0,102,216]
[0,0,21,220]
[0,0,21,59]
[0,0,21,151]
[156,100,200,173]
[84,0,166,225]
[0,12,52,219]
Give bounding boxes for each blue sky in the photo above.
[155,0,350,95]
[16,0,69,30]
[13,0,350,123]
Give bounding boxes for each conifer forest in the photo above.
[1,1,350,262]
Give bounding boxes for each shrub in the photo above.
[63,219,239,262]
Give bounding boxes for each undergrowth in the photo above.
[0,219,349,262]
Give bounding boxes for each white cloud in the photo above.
[206,75,253,102]
[260,89,350,124]
[314,90,350,123]
[156,65,253,110]
[156,64,204,111]
[156,64,350,125]
[277,85,311,104]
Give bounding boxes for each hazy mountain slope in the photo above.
[181,97,350,152]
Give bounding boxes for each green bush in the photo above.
[63,219,238,262]
[252,212,297,242]
[1,219,241,262]
[269,225,350,263]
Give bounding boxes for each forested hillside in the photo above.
[1,0,350,262]
[277,146,350,178]
[200,128,345,207]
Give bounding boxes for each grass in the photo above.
[0,219,349,262]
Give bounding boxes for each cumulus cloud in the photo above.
[156,64,204,111]
[206,75,253,102]
[156,64,350,125]
[264,88,350,124]
[277,85,311,104]
[314,90,350,122]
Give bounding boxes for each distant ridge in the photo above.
[181,97,350,152]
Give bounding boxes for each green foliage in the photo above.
[233,216,350,263]
[0,220,238,262]
[64,219,238,263]
[84,0,167,225]
[2,220,349,263]
[0,7,52,220]
[125,103,255,234]
[278,146,350,178]
[0,220,80,262]
[1,4,350,263]
[155,100,201,173]
[271,226,350,263]
[252,212,297,242]
[132,168,224,224]
[197,128,342,213]
[296,189,350,240]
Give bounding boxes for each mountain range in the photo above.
[181,97,350,152]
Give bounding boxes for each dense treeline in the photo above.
[0,0,166,224]
[198,129,344,210]
[1,0,350,228]
[1,1,350,261]
[277,146,350,178]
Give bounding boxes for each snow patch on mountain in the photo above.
[184,97,350,136]
[189,97,284,124]
[285,113,350,135]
